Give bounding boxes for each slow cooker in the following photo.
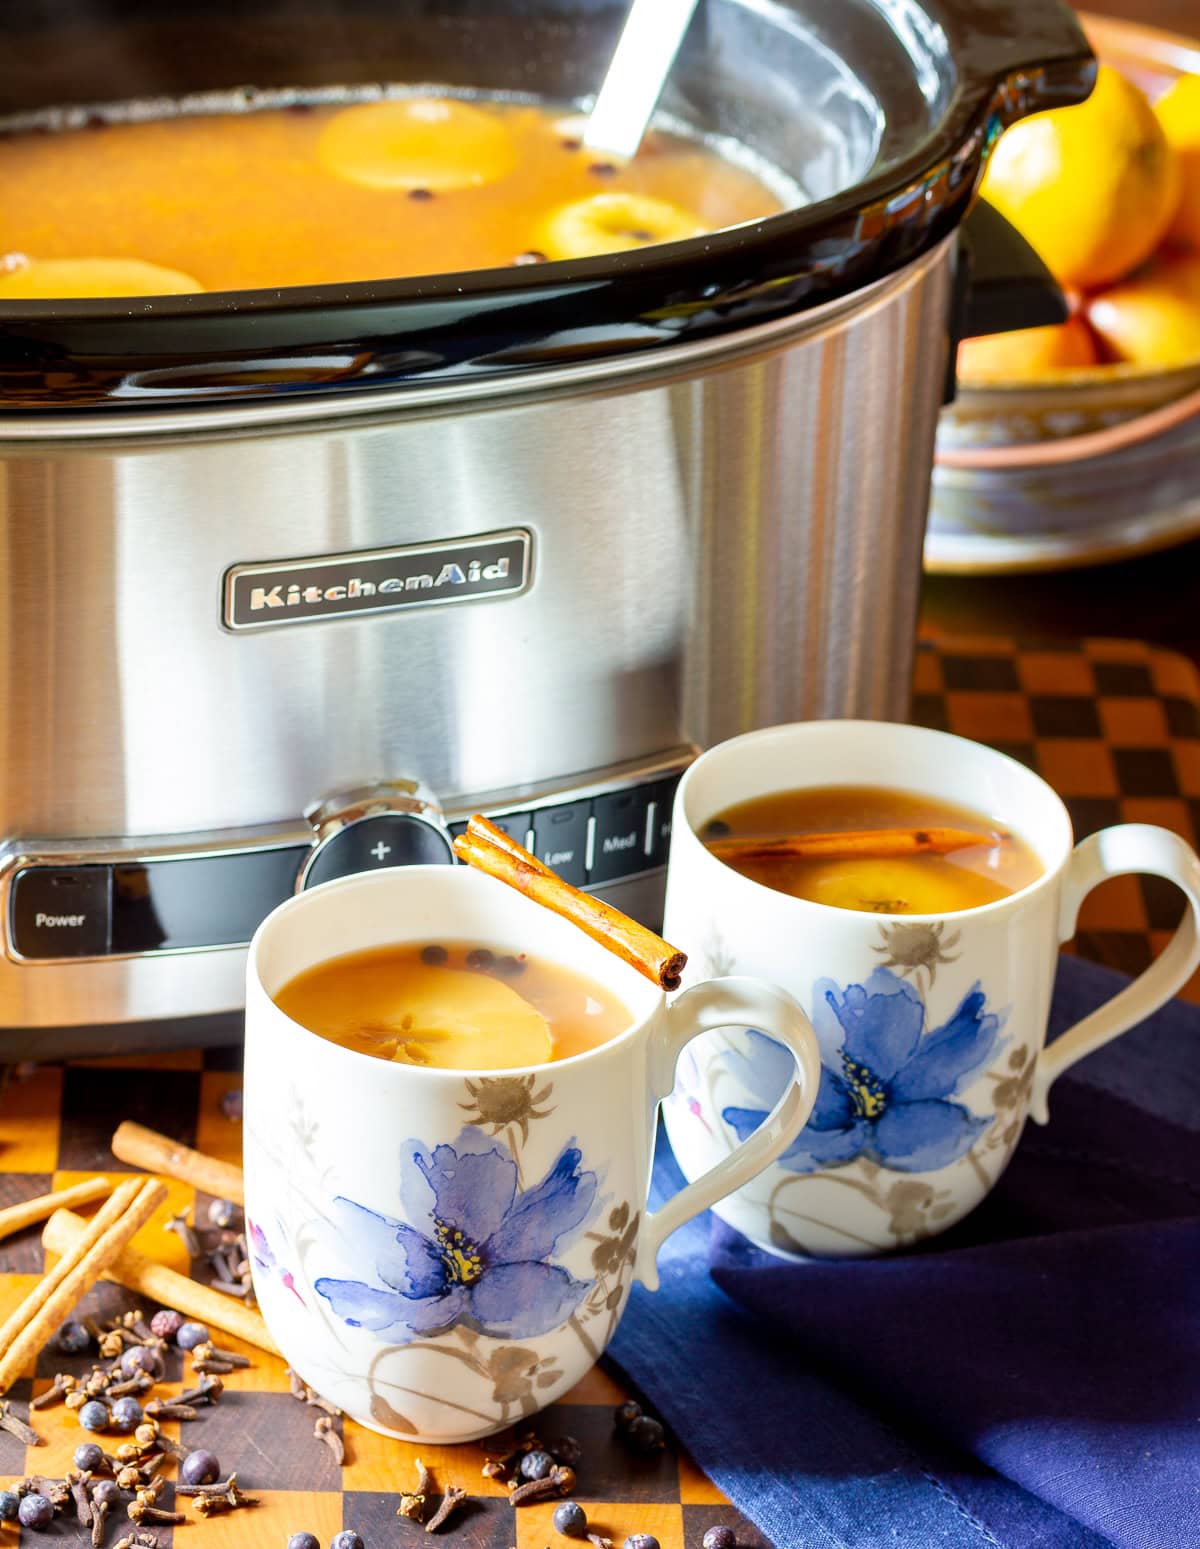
[0,0,1093,1052]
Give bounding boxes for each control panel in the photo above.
[3,760,685,966]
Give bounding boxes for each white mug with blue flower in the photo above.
[662,720,1200,1258]
[242,863,821,1441]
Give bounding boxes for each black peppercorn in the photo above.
[623,1416,665,1455]
[519,1449,555,1481]
[549,1435,583,1467]
[554,1500,588,1537]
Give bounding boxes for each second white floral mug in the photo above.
[661,720,1200,1258]
[242,864,820,1442]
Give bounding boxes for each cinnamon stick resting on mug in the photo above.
[705,825,1005,866]
[453,815,688,991]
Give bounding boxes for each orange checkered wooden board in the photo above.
[0,634,1197,1549]
[912,635,1200,1000]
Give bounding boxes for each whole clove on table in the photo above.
[397,1457,433,1521]
[425,1484,467,1533]
[66,1470,94,1526]
[31,1372,77,1409]
[90,1494,113,1546]
[192,1479,261,1517]
[509,1465,575,1505]
[191,1340,250,1369]
[0,1400,43,1446]
[127,1499,185,1526]
[313,1414,345,1464]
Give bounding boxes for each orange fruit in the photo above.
[317,98,518,191]
[980,65,1180,290]
[1155,73,1200,251]
[0,256,203,298]
[957,316,1099,383]
[1085,250,1200,368]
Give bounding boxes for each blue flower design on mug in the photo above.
[722,967,1003,1174]
[315,1128,599,1343]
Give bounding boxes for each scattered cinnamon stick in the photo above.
[0,1178,167,1394]
[454,815,687,991]
[110,1122,245,1205]
[42,1209,277,1355]
[0,1177,142,1376]
[705,825,1005,865]
[0,1178,112,1243]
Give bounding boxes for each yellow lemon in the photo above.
[957,316,1100,383]
[981,65,1181,289]
[1085,250,1200,369]
[0,256,203,298]
[536,192,706,260]
[317,97,518,191]
[1155,73,1200,251]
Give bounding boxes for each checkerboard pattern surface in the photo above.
[914,634,1200,1000]
[0,634,1196,1547]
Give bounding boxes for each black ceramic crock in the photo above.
[0,0,1095,409]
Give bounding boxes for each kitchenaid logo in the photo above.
[223,530,531,631]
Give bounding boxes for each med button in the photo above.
[590,787,653,884]
[532,802,590,887]
[10,866,112,959]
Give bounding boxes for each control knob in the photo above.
[296,780,453,892]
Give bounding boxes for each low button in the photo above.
[590,788,653,884]
[10,866,112,959]
[532,802,590,887]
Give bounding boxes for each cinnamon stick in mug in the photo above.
[705,825,1004,865]
[453,815,687,991]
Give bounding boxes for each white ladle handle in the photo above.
[584,0,703,161]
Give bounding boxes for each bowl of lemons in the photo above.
[927,15,1200,574]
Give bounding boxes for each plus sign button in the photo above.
[302,813,453,891]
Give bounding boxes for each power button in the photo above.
[10,867,112,959]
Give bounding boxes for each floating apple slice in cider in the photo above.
[331,963,554,1070]
[317,97,519,191]
[0,256,203,298]
[536,191,707,261]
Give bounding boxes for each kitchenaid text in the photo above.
[223,531,532,630]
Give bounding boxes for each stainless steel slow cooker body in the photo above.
[0,0,1094,1050]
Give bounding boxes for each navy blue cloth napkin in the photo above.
[608,955,1200,1549]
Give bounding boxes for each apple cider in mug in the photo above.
[273,942,631,1069]
[702,786,1044,914]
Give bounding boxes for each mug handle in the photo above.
[634,976,821,1290]
[1031,824,1200,1123]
